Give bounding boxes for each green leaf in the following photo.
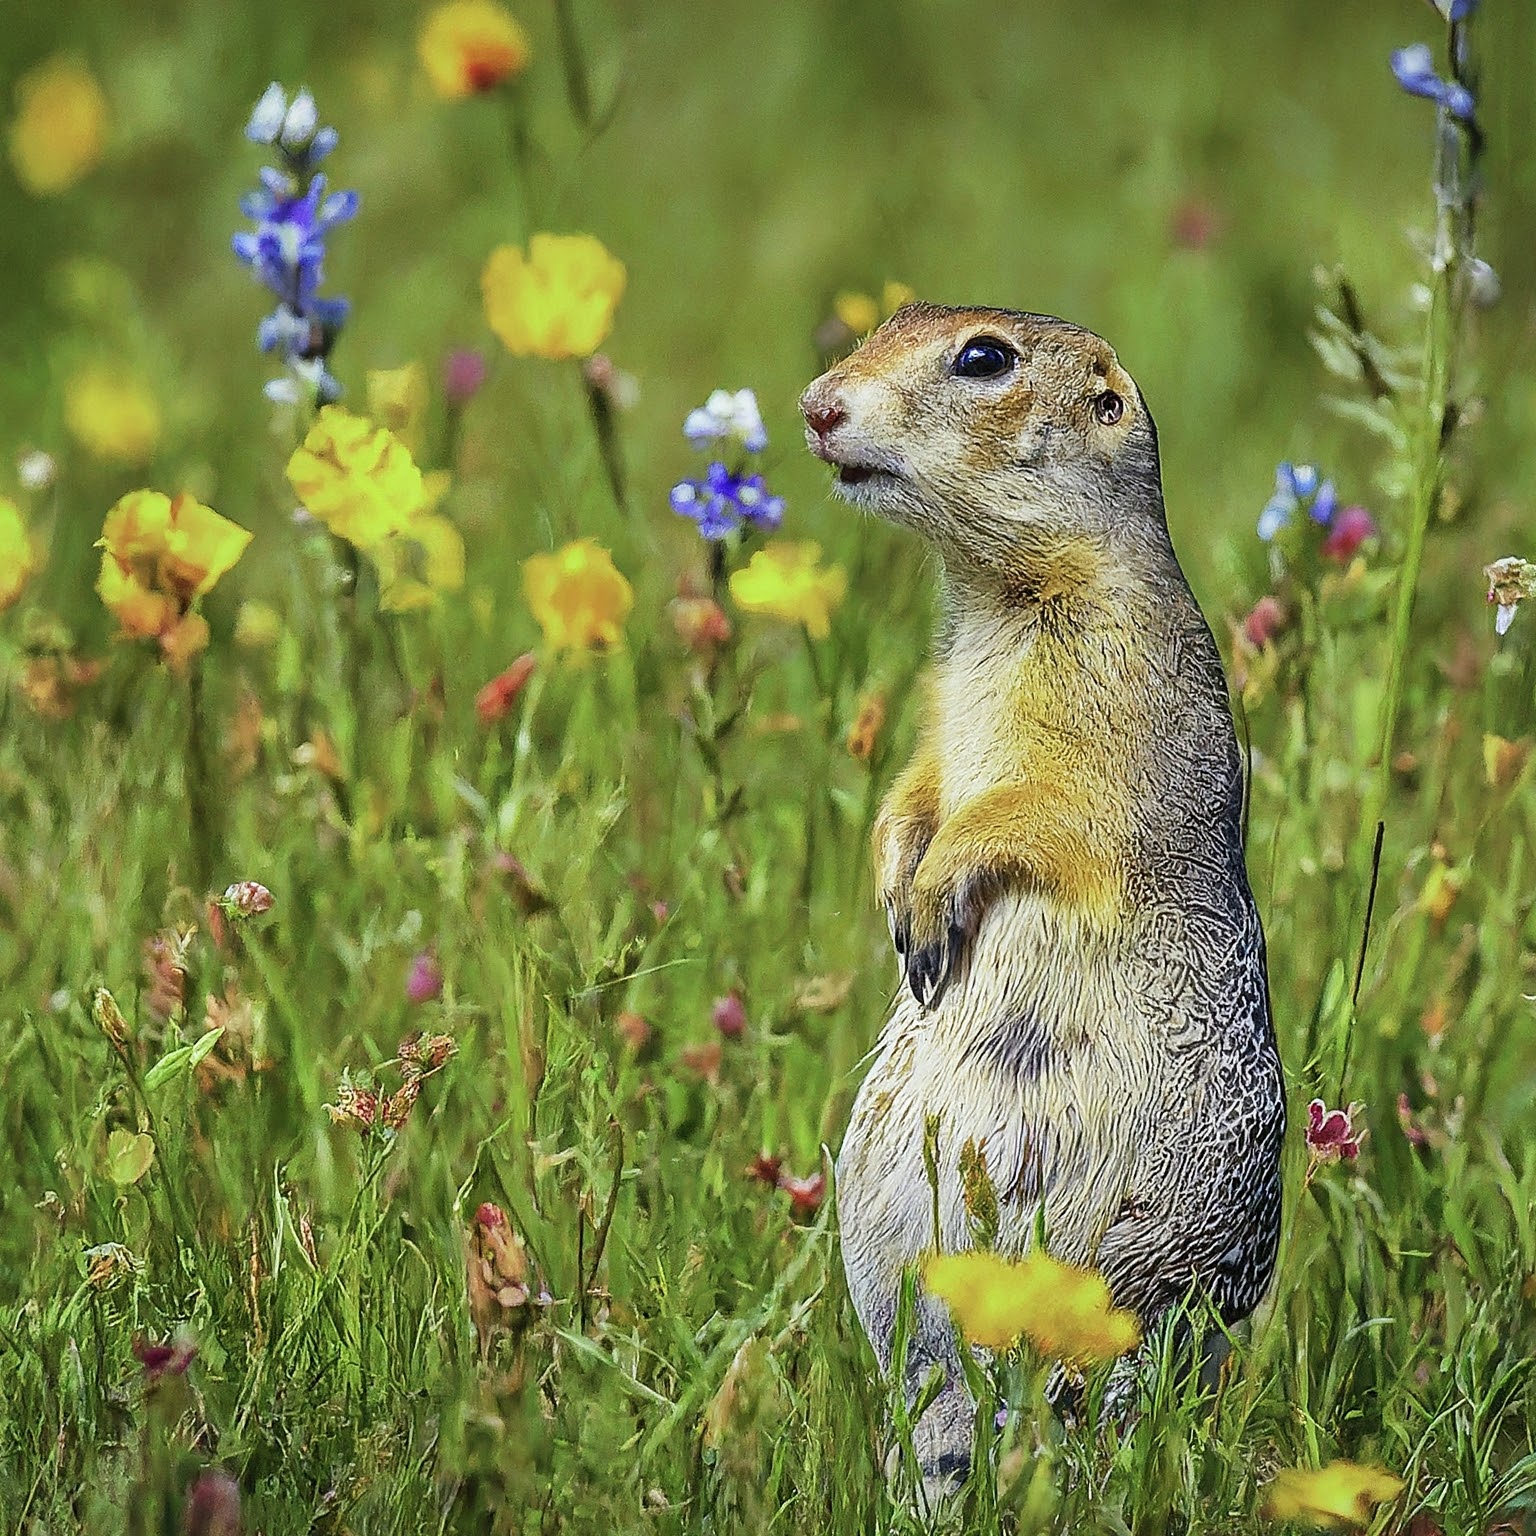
[142,1043,194,1090]
[105,1129,154,1186]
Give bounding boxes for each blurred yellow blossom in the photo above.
[8,56,107,195]
[834,280,916,337]
[729,541,847,640]
[1262,1461,1405,1528]
[234,600,283,650]
[1,497,36,609]
[522,537,632,653]
[419,0,530,98]
[286,407,465,611]
[64,363,161,465]
[482,234,626,359]
[366,363,429,456]
[96,490,253,668]
[922,1248,1141,1363]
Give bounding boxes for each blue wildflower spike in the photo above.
[670,388,786,540]
[1391,43,1475,123]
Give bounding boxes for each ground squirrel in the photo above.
[801,303,1285,1482]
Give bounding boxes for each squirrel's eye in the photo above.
[952,337,1016,380]
[1093,390,1125,425]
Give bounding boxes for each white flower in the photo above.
[16,449,56,490]
[683,387,768,453]
[280,90,318,151]
[246,83,287,144]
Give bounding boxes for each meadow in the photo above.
[2,0,1536,1531]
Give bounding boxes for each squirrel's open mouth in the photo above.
[837,465,876,486]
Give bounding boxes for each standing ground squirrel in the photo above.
[801,303,1285,1482]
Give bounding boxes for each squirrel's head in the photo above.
[801,303,1167,582]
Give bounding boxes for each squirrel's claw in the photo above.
[886,902,909,958]
[904,917,965,1010]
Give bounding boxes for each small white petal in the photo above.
[246,82,287,142]
[1496,603,1517,636]
[281,90,318,149]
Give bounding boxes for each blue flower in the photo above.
[683,389,769,453]
[1443,0,1479,20]
[1391,43,1475,122]
[671,461,785,541]
[233,84,356,404]
[1258,462,1342,542]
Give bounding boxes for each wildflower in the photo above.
[8,56,107,195]
[182,1470,241,1536]
[1243,596,1287,649]
[380,1078,421,1130]
[1263,1460,1404,1527]
[847,689,887,760]
[326,1076,379,1131]
[780,1170,825,1215]
[684,389,769,454]
[1483,733,1529,789]
[729,541,847,639]
[419,0,530,97]
[20,653,103,720]
[443,346,488,406]
[467,1200,534,1346]
[712,993,746,1038]
[833,281,915,337]
[679,1040,723,1083]
[923,1248,1141,1363]
[1391,43,1474,123]
[746,1152,783,1185]
[366,363,429,455]
[16,448,57,490]
[1,498,35,609]
[615,1010,651,1050]
[1485,556,1536,636]
[475,652,537,726]
[1257,462,1337,542]
[1321,505,1377,563]
[671,463,785,541]
[406,950,444,1004]
[83,1241,141,1291]
[1306,1099,1364,1162]
[220,881,275,919]
[583,353,639,411]
[143,930,191,1022]
[64,364,161,464]
[286,407,465,611]
[233,84,357,405]
[671,594,733,652]
[521,537,633,652]
[133,1330,196,1383]
[96,491,253,669]
[92,987,131,1048]
[398,1031,458,1077]
[482,233,627,359]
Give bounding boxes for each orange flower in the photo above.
[8,55,107,195]
[923,1248,1140,1363]
[475,652,537,725]
[96,490,252,667]
[482,234,626,359]
[419,0,531,98]
[522,538,633,653]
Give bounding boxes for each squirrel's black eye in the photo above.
[1093,390,1125,425]
[952,337,1016,380]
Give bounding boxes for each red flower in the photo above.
[1321,505,1377,563]
[475,652,537,726]
[711,992,746,1038]
[745,1151,782,1185]
[779,1171,825,1215]
[1306,1098,1363,1161]
[134,1331,196,1383]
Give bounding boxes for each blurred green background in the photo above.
[5,0,1535,621]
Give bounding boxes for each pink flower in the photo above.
[779,1170,825,1214]
[406,950,444,1005]
[711,992,746,1038]
[133,1331,197,1383]
[1306,1098,1364,1161]
[183,1470,241,1536]
[1243,595,1287,648]
[443,347,487,406]
[1322,505,1378,563]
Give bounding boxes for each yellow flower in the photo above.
[1,497,36,610]
[366,362,429,457]
[522,537,633,652]
[1263,1461,1405,1529]
[922,1249,1141,1364]
[8,56,107,195]
[834,280,916,337]
[234,600,283,650]
[286,407,465,610]
[729,541,847,640]
[419,0,530,98]
[96,490,253,667]
[482,233,626,359]
[64,363,161,465]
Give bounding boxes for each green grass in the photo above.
[4,1,1536,1531]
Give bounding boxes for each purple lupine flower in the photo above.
[233,84,357,405]
[1391,43,1475,122]
[1258,462,1340,542]
[670,461,786,541]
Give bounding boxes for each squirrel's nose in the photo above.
[800,388,847,437]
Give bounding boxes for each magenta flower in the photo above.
[443,348,487,406]
[711,992,746,1038]
[1306,1098,1364,1161]
[406,950,444,1005]
[1321,505,1378,563]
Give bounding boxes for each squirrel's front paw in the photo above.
[903,866,981,1010]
